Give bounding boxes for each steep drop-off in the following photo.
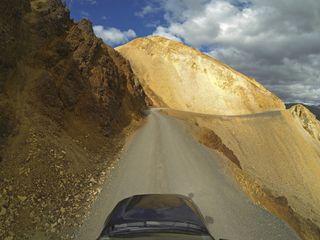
[117,36,285,115]
[0,0,145,239]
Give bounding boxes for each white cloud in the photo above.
[152,26,182,42]
[144,0,320,104]
[135,5,158,17]
[80,11,89,17]
[93,25,136,46]
[86,0,97,4]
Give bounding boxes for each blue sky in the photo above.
[66,0,164,41]
[64,0,320,105]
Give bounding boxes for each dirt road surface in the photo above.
[76,109,300,240]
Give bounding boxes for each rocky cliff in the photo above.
[0,0,145,239]
[117,36,285,115]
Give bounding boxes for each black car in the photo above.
[97,194,215,240]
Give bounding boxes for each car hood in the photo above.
[107,194,206,228]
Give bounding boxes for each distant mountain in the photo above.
[286,103,320,120]
[288,104,320,142]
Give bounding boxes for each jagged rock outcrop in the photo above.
[117,36,285,115]
[1,0,145,136]
[290,104,320,142]
[0,0,146,239]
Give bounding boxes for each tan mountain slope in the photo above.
[0,0,146,239]
[117,36,285,115]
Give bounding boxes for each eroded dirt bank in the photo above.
[162,109,320,240]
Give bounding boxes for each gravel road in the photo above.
[76,109,300,240]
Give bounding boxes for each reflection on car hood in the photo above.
[100,232,214,240]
